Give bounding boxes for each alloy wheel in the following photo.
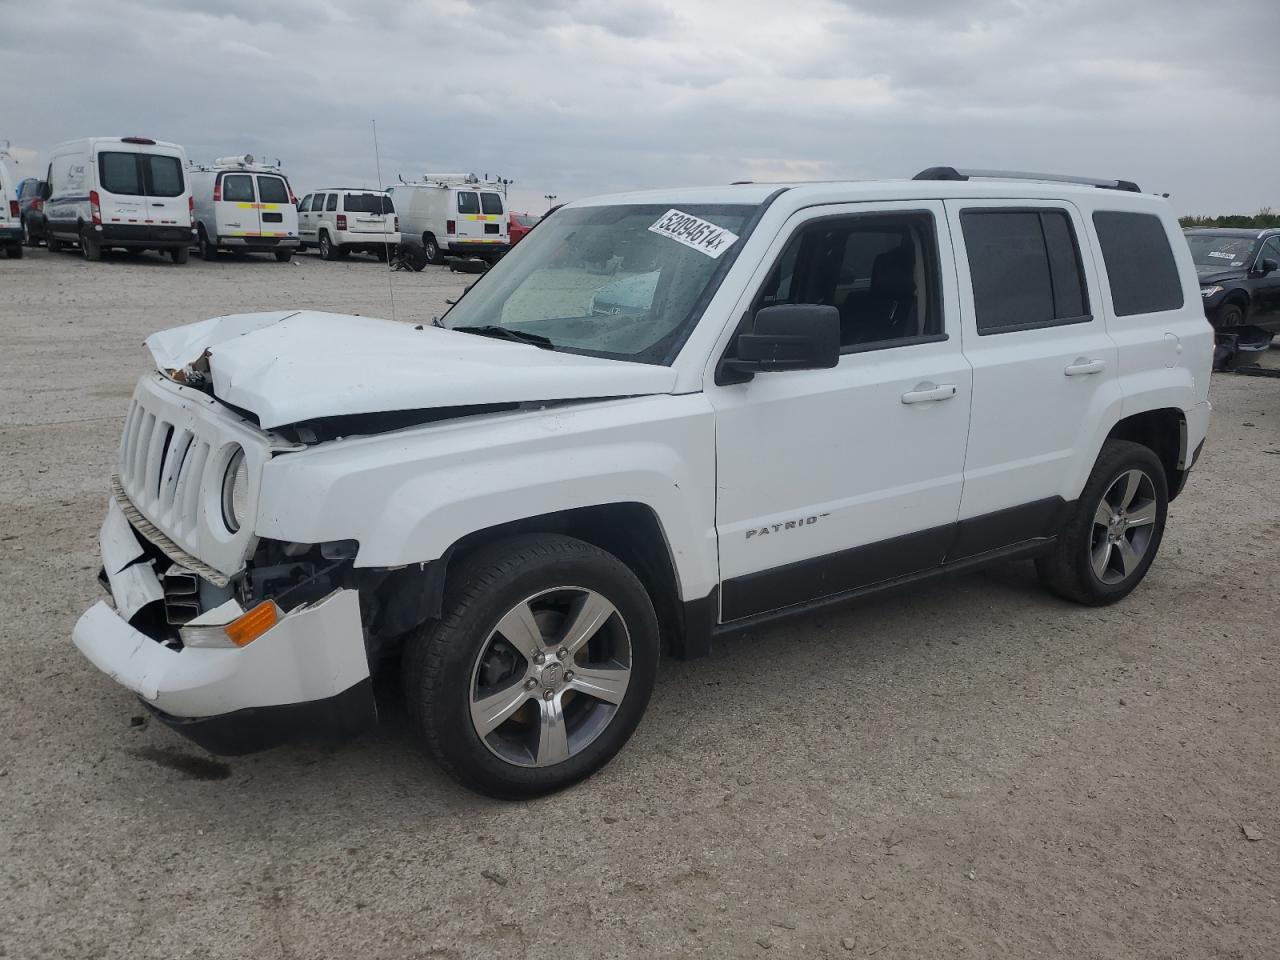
[1090,468,1157,584]
[468,587,632,768]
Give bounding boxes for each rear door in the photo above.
[0,164,12,232]
[139,151,188,229]
[455,189,485,243]
[945,199,1120,538]
[255,174,296,240]
[95,148,187,230]
[343,191,393,236]
[218,172,259,238]
[480,191,507,243]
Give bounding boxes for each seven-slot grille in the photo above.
[117,397,214,544]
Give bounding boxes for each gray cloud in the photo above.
[2,0,1276,215]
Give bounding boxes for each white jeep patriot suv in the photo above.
[74,167,1212,798]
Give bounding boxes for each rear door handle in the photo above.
[901,382,957,404]
[1064,357,1107,376]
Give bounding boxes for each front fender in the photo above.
[254,395,719,601]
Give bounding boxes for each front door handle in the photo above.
[1064,357,1107,376]
[901,382,957,404]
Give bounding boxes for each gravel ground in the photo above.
[1,246,1277,960]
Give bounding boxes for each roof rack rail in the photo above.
[913,166,1141,193]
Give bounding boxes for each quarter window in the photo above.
[754,211,942,350]
[326,193,338,212]
[961,209,1090,334]
[1091,211,1184,316]
[221,174,255,203]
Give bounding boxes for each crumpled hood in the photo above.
[145,310,678,429]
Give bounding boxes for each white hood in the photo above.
[145,311,678,429]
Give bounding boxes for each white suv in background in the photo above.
[298,188,399,261]
[74,168,1211,799]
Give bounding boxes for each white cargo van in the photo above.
[0,145,22,259]
[390,174,508,264]
[43,137,193,263]
[189,156,299,262]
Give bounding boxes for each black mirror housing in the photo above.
[732,304,840,374]
[1261,257,1279,276]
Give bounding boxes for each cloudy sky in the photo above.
[2,0,1276,216]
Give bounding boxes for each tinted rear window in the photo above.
[1092,211,1184,316]
[962,208,1090,334]
[98,152,184,197]
[326,194,338,211]
[221,174,254,202]
[342,192,394,214]
[257,176,289,203]
[457,191,479,214]
[480,192,503,215]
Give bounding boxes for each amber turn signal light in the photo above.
[224,601,278,647]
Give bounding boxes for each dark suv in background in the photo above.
[16,177,46,246]
[1185,228,1280,338]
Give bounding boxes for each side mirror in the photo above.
[1260,257,1279,276]
[720,304,840,382]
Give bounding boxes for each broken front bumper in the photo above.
[72,499,376,755]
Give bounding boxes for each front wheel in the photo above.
[403,534,659,798]
[1036,439,1168,606]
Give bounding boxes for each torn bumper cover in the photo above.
[72,499,376,755]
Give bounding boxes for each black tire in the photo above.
[199,227,218,260]
[170,245,189,264]
[46,234,63,253]
[1036,439,1168,606]
[1216,302,1245,328]
[6,241,22,259]
[423,233,443,265]
[274,249,293,263]
[22,218,37,247]
[319,230,338,261]
[80,226,102,262]
[403,534,659,799]
[375,245,390,262]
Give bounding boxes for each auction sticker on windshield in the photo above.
[649,209,739,259]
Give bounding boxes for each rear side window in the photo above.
[221,174,254,202]
[480,192,503,215]
[962,209,1090,334]
[257,176,289,203]
[1092,211,1184,316]
[98,152,184,197]
[326,194,338,212]
[457,191,479,214]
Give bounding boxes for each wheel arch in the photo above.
[400,503,697,661]
[1104,407,1188,500]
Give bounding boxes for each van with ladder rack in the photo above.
[390,173,509,264]
[189,156,300,262]
[43,136,193,263]
[0,142,22,259]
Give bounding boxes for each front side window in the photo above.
[326,193,338,212]
[755,211,942,349]
[480,192,503,215]
[221,174,254,202]
[256,176,289,204]
[298,194,312,212]
[442,203,756,364]
[962,208,1090,334]
[1258,237,1280,270]
[1092,211,1184,316]
[457,191,480,214]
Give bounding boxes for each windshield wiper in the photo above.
[451,325,554,349]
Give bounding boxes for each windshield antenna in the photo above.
[371,118,396,321]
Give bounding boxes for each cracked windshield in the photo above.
[442,203,754,364]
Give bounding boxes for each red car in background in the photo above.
[508,211,539,245]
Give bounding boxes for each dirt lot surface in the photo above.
[2,246,1277,960]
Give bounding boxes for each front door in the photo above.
[710,201,973,621]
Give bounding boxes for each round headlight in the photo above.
[221,447,249,533]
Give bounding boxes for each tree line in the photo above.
[1180,208,1279,229]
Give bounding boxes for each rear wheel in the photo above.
[22,219,37,247]
[403,534,659,798]
[1036,440,1168,606]
[80,227,101,262]
[319,230,337,261]
[170,245,189,264]
[423,233,442,265]
[274,249,293,263]
[5,241,22,259]
[46,234,63,253]
[199,227,218,260]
